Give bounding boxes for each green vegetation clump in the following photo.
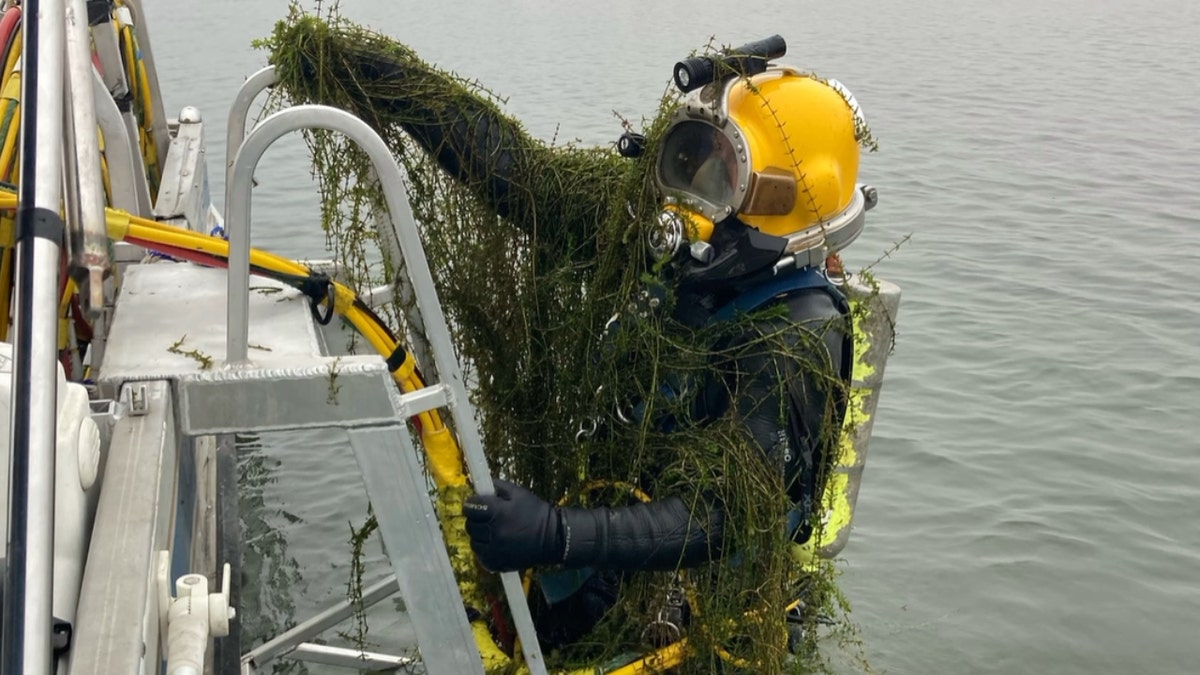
[262,6,864,672]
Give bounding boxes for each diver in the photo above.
[459,55,865,642]
[458,39,865,605]
[278,25,872,650]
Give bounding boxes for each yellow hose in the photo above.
[0,101,20,182]
[58,279,79,367]
[1,30,20,93]
[98,127,113,204]
[0,211,13,342]
[0,45,19,341]
[591,641,689,675]
[1,52,21,184]
[111,10,158,196]
[136,55,158,187]
[120,25,135,102]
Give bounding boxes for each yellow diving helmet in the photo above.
[649,36,876,270]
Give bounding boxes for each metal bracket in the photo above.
[395,383,450,418]
[52,618,73,657]
[88,398,117,450]
[128,383,149,416]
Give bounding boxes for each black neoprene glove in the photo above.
[463,479,564,572]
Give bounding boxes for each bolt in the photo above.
[179,106,202,124]
[861,185,879,210]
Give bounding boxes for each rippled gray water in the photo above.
[146,1,1200,672]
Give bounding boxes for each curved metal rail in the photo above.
[224,104,548,675]
[225,66,279,192]
[225,67,440,382]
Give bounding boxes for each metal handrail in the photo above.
[224,67,439,382]
[224,104,548,675]
[1,0,66,671]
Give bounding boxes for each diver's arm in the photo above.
[463,479,724,572]
[332,47,534,220]
[277,21,620,249]
[558,496,725,570]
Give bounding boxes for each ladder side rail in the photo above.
[366,163,439,384]
[345,426,484,675]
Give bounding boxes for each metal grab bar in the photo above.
[224,104,548,675]
[224,67,439,382]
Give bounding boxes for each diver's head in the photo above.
[647,37,876,278]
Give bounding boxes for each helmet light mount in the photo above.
[673,35,787,94]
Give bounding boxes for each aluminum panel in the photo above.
[347,426,485,675]
[69,381,178,675]
[98,264,325,387]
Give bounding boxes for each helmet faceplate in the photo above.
[654,67,868,262]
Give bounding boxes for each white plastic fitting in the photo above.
[162,562,236,675]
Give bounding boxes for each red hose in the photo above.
[123,236,229,268]
[0,7,21,62]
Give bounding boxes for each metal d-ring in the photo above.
[575,418,598,443]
